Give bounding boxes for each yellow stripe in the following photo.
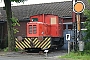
[16,38,31,48]
[34,40,39,44]
[15,38,22,49]
[33,38,37,43]
[41,41,48,48]
[38,37,48,47]
[23,38,31,48]
[18,41,25,48]
[35,41,40,48]
[43,41,50,49]
[25,39,30,44]
[24,39,31,48]
[25,38,37,48]
[21,41,28,48]
[25,38,27,40]
[16,45,18,48]
[24,38,30,44]
[25,38,29,42]
[47,38,51,48]
[27,38,30,40]
[15,38,25,48]
[41,38,50,48]
[15,42,23,50]
[24,41,28,48]
[27,38,31,41]
[16,38,22,42]
[15,38,18,41]
[24,39,30,44]
[25,38,30,41]
[16,38,30,49]
[24,40,31,48]
[48,45,51,48]
[45,37,48,40]
[35,37,50,48]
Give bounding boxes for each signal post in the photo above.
[73,1,85,51]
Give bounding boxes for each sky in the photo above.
[0,0,72,7]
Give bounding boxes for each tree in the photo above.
[84,0,90,40]
[83,0,90,50]
[3,0,27,51]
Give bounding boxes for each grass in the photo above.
[59,50,90,60]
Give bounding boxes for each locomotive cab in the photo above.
[27,22,50,37]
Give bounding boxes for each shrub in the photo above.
[84,42,90,50]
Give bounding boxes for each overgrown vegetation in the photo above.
[84,42,90,50]
[82,0,90,51]
[3,47,19,52]
[60,51,90,60]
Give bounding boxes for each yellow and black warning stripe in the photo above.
[15,37,51,50]
[15,38,31,50]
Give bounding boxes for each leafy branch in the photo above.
[11,17,20,34]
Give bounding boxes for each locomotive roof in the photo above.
[0,0,89,21]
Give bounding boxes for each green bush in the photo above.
[3,47,19,52]
[15,47,19,52]
[83,50,90,55]
[3,47,8,52]
[84,42,90,50]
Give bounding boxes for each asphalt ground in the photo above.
[0,50,67,60]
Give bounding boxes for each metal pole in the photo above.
[72,0,77,52]
[76,13,81,50]
[68,40,70,55]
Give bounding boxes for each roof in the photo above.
[0,0,89,21]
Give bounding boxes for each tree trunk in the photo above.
[4,0,15,51]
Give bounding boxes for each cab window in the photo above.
[32,18,38,22]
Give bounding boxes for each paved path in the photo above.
[0,50,67,60]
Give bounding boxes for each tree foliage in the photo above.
[83,0,90,50]
[83,0,90,40]
[84,9,90,40]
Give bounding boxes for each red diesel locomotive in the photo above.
[16,14,64,51]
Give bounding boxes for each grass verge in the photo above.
[59,50,90,60]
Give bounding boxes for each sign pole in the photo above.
[66,34,70,55]
[68,40,70,55]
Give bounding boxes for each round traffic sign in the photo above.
[74,1,85,13]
